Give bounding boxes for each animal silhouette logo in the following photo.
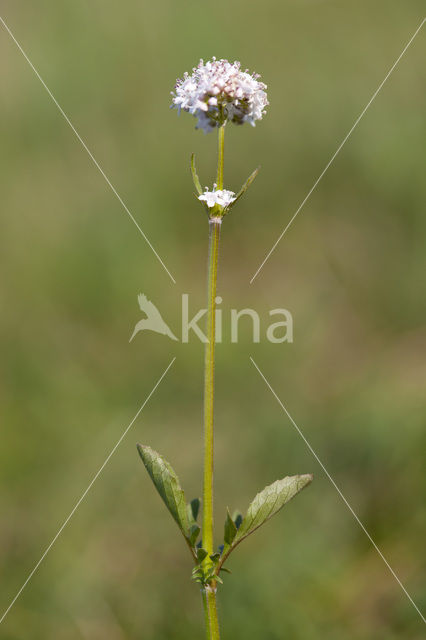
[129,294,179,342]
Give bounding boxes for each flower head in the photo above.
[198,186,236,209]
[172,58,268,133]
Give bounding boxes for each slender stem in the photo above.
[201,591,210,640]
[202,218,221,557]
[205,588,220,639]
[202,588,220,640]
[201,124,225,640]
[216,124,225,190]
[201,218,221,640]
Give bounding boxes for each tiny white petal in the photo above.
[198,188,236,208]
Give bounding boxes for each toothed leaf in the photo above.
[234,474,312,544]
[137,444,191,540]
[235,475,313,543]
[220,474,312,567]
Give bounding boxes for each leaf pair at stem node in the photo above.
[137,444,312,588]
[191,153,260,219]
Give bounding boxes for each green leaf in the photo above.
[188,498,200,523]
[224,508,237,545]
[189,524,201,546]
[196,548,208,563]
[223,167,259,215]
[220,474,312,567]
[234,475,313,543]
[190,153,203,195]
[137,444,191,540]
[232,511,243,530]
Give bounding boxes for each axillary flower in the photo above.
[171,57,268,133]
[198,186,236,209]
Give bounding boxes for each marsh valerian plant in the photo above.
[137,58,312,640]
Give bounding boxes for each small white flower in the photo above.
[198,186,236,209]
[172,58,268,133]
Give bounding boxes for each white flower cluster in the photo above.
[198,186,236,209]
[171,58,268,133]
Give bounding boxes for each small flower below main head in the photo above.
[198,186,236,208]
[172,57,268,133]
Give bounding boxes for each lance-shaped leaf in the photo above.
[190,153,203,195]
[220,474,312,568]
[223,167,259,215]
[234,474,312,542]
[137,444,191,543]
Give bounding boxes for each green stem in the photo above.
[202,588,220,640]
[216,124,225,190]
[201,124,225,640]
[205,588,220,639]
[201,218,221,640]
[202,590,210,640]
[202,217,221,557]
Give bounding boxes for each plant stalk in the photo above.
[202,217,221,558]
[201,124,225,640]
[202,588,220,640]
[202,590,210,639]
[216,123,225,190]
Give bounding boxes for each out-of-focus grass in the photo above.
[0,1,425,638]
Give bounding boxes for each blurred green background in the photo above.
[1,1,425,638]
